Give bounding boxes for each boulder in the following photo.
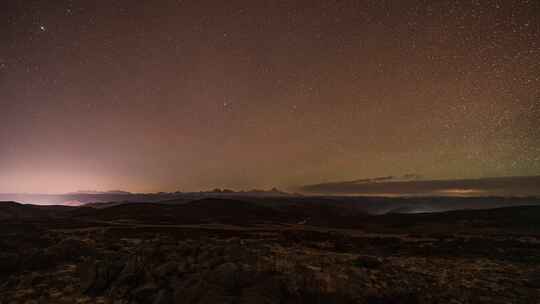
[116,254,146,284]
[155,261,178,278]
[0,252,19,274]
[133,283,158,302]
[24,250,53,271]
[526,270,540,288]
[240,276,284,304]
[353,255,384,269]
[79,259,100,293]
[173,277,210,304]
[49,238,93,263]
[208,262,239,290]
[153,289,173,304]
[79,258,124,294]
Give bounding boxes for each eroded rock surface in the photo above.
[1,225,539,304]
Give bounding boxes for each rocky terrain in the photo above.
[0,199,539,303]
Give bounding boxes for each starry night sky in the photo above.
[1,0,539,194]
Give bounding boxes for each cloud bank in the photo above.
[299,175,540,197]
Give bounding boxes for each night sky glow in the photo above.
[1,0,539,193]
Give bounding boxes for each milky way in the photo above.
[1,0,539,193]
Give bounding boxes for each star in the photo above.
[39,25,46,32]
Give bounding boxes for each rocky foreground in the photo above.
[1,223,539,304]
[1,200,540,303]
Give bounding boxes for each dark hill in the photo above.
[0,201,55,220]
[0,201,82,222]
[366,205,540,234]
[74,198,292,225]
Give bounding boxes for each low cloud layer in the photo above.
[300,175,540,197]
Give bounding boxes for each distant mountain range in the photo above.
[0,188,292,206]
[67,190,133,195]
[2,175,539,207]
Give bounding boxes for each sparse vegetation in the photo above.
[0,200,539,303]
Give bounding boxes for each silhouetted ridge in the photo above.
[0,202,80,221]
[74,198,290,225]
[0,201,47,220]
